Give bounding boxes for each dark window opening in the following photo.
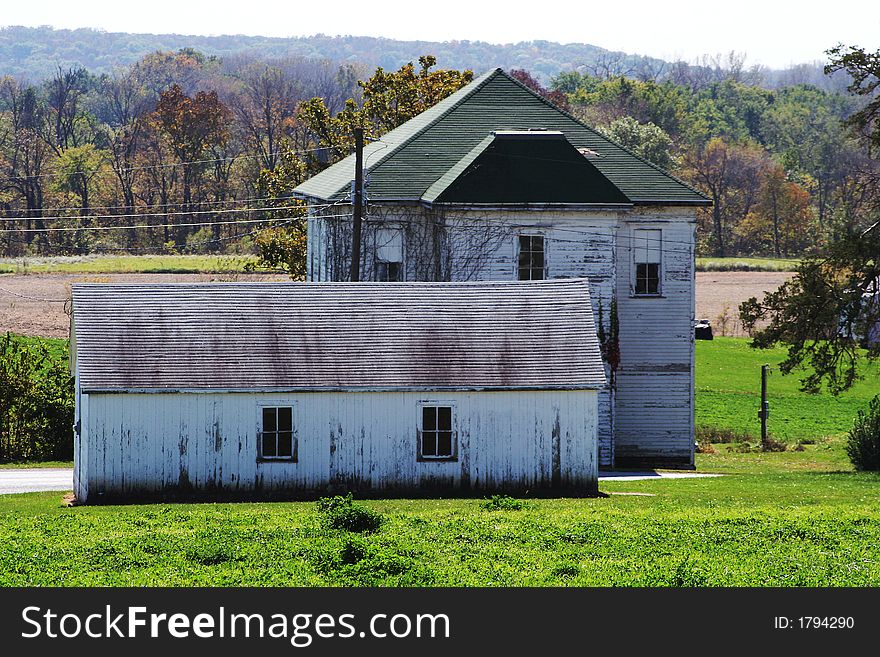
[376,261,401,282]
[260,406,295,461]
[419,405,455,460]
[518,235,545,280]
[635,262,660,296]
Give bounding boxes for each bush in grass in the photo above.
[316,493,382,533]
[846,395,880,471]
[481,494,524,511]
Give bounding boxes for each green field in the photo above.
[1,336,879,586]
[696,257,799,272]
[696,337,880,442]
[0,254,259,274]
[1,444,878,586]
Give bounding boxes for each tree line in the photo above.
[0,49,368,257]
[541,64,879,257]
[1,46,877,262]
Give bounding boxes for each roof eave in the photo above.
[423,201,635,211]
[81,383,607,394]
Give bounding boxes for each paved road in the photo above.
[0,468,720,495]
[0,468,73,494]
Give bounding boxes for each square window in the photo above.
[419,404,456,460]
[259,406,296,461]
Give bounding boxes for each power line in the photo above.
[0,285,68,303]
[0,145,336,184]
[1,212,352,234]
[0,203,307,224]
[6,195,338,216]
[355,208,699,256]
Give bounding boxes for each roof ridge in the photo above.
[362,68,504,181]
[498,70,710,202]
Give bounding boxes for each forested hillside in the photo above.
[1,25,660,84]
[0,25,847,91]
[0,39,876,265]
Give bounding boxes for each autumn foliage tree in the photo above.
[736,162,814,257]
[297,56,473,166]
[151,84,231,244]
[254,57,473,276]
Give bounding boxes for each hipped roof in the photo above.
[294,68,709,207]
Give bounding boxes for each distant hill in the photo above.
[0,25,667,82]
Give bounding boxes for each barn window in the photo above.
[633,229,662,296]
[518,234,545,280]
[259,406,296,461]
[375,227,403,282]
[418,404,456,461]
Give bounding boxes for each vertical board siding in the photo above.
[80,390,597,502]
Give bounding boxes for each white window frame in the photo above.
[516,233,546,281]
[375,226,405,282]
[257,401,297,462]
[632,228,663,297]
[417,401,458,462]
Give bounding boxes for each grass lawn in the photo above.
[696,337,880,443]
[0,254,259,274]
[1,336,878,586]
[1,443,878,586]
[696,256,799,272]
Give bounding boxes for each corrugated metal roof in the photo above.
[72,280,606,392]
[294,68,710,206]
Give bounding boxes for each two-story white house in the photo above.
[294,68,711,469]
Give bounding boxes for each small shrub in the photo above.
[695,437,715,454]
[696,425,757,445]
[551,563,580,578]
[339,536,367,565]
[481,494,524,511]
[761,436,787,452]
[316,493,383,533]
[846,395,880,471]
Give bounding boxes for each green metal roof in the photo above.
[294,68,710,206]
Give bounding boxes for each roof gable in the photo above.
[294,68,709,206]
[424,130,631,205]
[72,280,606,392]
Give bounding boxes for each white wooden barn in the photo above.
[295,68,712,469]
[70,279,605,503]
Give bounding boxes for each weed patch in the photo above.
[316,493,383,533]
[481,495,525,511]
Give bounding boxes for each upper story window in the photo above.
[633,229,662,296]
[260,406,296,461]
[418,404,456,461]
[518,234,545,280]
[375,227,403,282]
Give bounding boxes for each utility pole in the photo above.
[759,364,769,446]
[349,127,365,282]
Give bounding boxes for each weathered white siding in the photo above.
[307,204,697,469]
[76,389,597,502]
[614,208,696,467]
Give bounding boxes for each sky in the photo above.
[3,0,877,69]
